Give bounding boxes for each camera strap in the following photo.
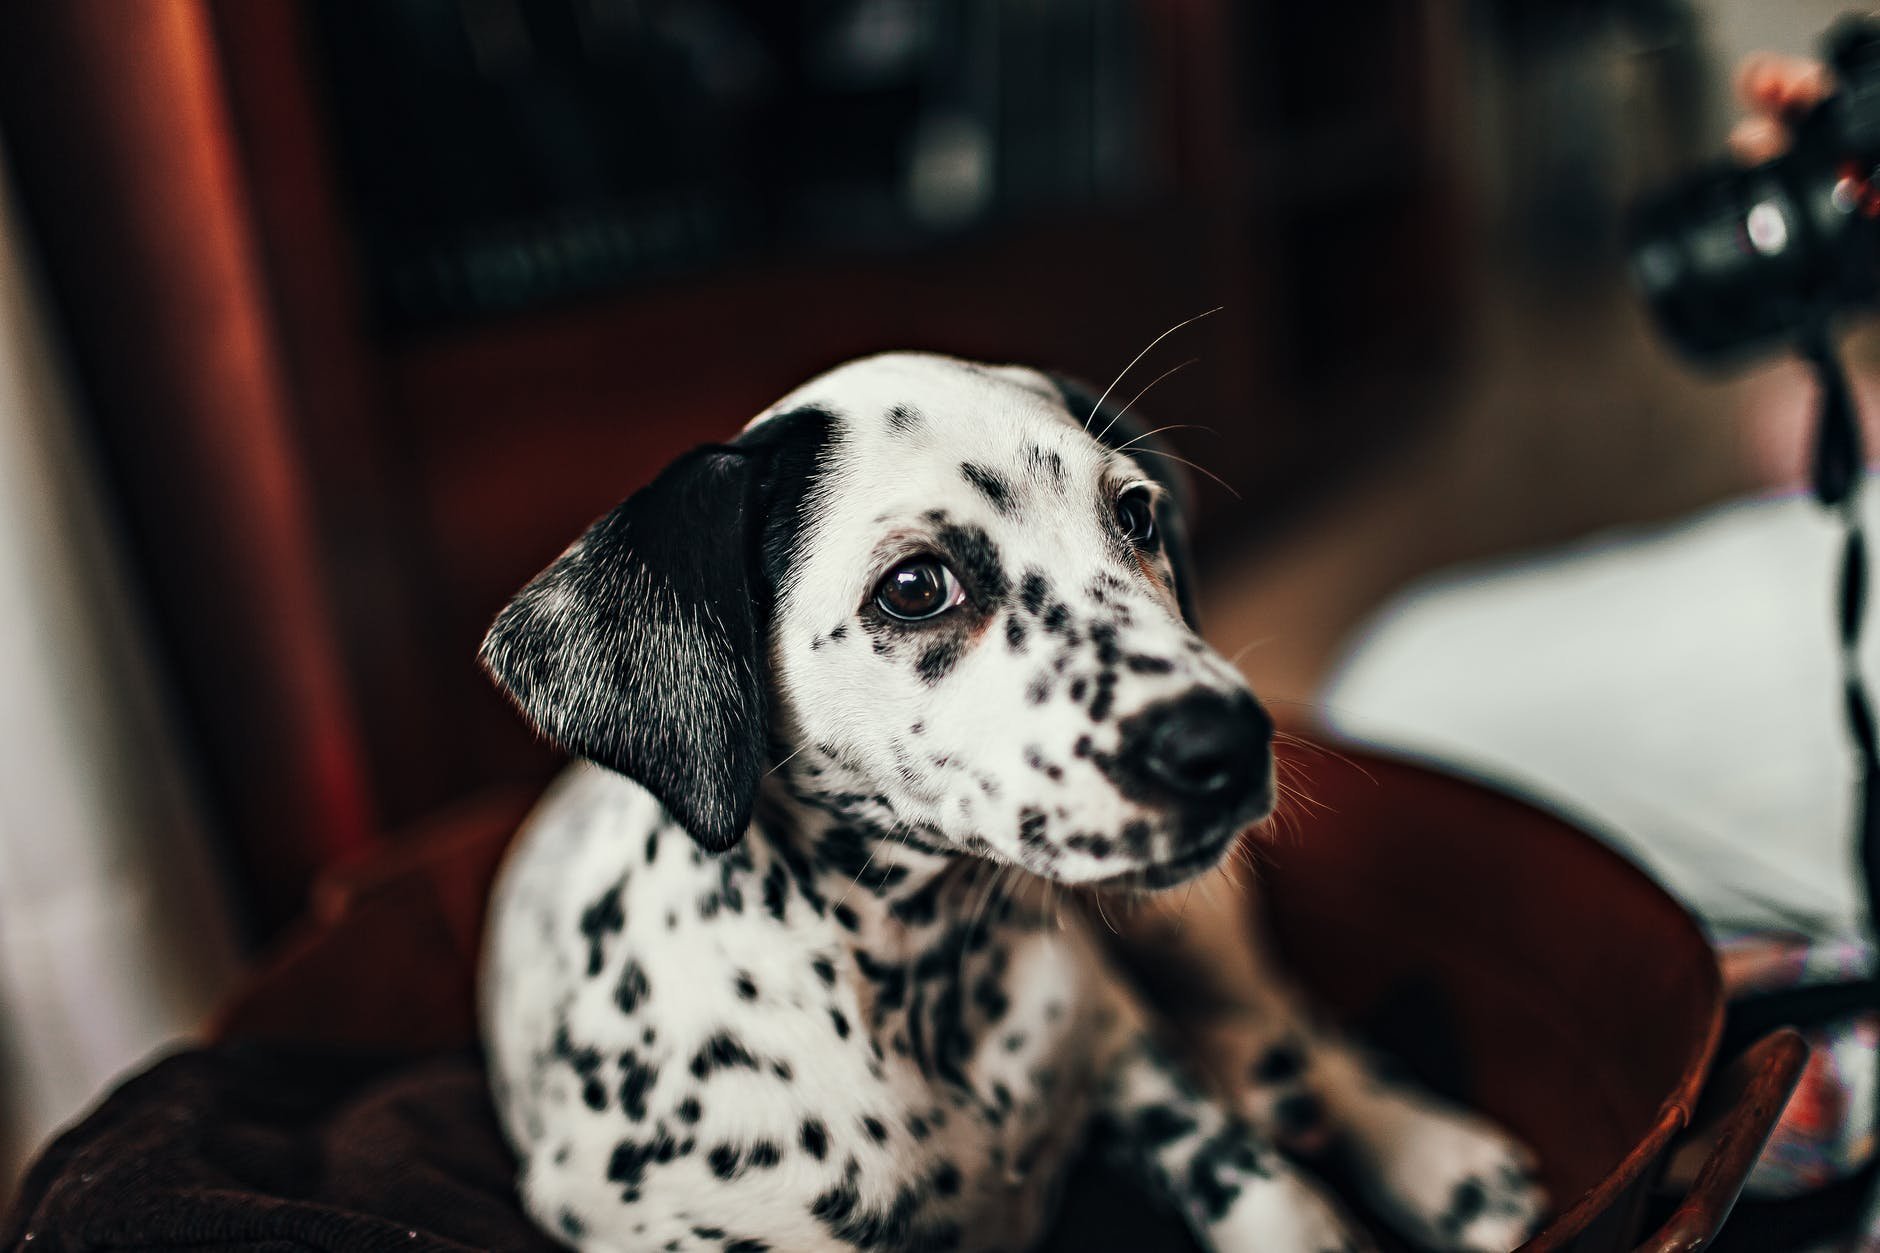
[1800,325,1880,962]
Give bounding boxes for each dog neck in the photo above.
[755,753,1044,949]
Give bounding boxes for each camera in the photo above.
[1629,13,1880,365]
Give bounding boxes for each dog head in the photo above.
[482,353,1272,888]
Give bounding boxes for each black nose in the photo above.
[1124,690,1273,805]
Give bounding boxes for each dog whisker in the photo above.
[1271,725,1378,787]
[1111,422,1218,455]
[1124,447,1242,499]
[1095,356,1201,446]
[765,744,810,777]
[833,839,885,911]
[1171,880,1198,940]
[1086,307,1223,431]
[1226,637,1272,668]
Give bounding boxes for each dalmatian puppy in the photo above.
[479,352,1546,1253]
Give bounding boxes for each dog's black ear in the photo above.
[481,445,768,851]
[1050,372,1202,627]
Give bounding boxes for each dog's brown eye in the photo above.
[874,557,962,621]
[1115,487,1157,546]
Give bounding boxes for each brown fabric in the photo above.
[2,1045,559,1253]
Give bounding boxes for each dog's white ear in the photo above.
[1051,373,1202,628]
[481,444,768,851]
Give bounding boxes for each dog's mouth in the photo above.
[1085,821,1252,893]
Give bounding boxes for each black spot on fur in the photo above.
[888,404,922,433]
[1182,1124,1272,1222]
[817,824,908,896]
[862,1115,889,1143]
[615,960,650,1014]
[551,1022,605,1098]
[1136,1104,1197,1147]
[854,951,908,1011]
[708,1143,742,1179]
[735,971,758,1001]
[830,1008,851,1039]
[578,879,626,977]
[748,1139,783,1168]
[1442,1178,1489,1236]
[961,462,1017,516]
[607,1126,679,1193]
[1025,444,1066,488]
[1253,1042,1306,1085]
[1020,572,1049,616]
[801,1117,829,1159]
[889,875,946,927]
[1017,808,1055,867]
[690,1031,760,1079]
[811,1158,925,1249]
[936,522,1011,605]
[726,1241,770,1253]
[812,956,837,986]
[1005,616,1028,652]
[762,861,790,922]
[677,1096,702,1123]
[833,902,861,931]
[916,636,965,686]
[617,1051,658,1120]
[972,972,1009,1022]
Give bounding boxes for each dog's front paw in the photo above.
[1344,1094,1546,1253]
[1202,1165,1382,1253]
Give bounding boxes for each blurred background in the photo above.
[0,0,1862,1201]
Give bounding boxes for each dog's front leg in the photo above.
[1091,996,1375,1253]
[1110,888,1546,1253]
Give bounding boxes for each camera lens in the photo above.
[1628,159,1830,365]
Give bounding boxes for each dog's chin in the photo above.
[1056,776,1277,892]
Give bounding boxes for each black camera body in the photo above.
[1631,14,1880,365]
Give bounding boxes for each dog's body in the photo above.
[481,354,1545,1252]
[486,761,1129,1252]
